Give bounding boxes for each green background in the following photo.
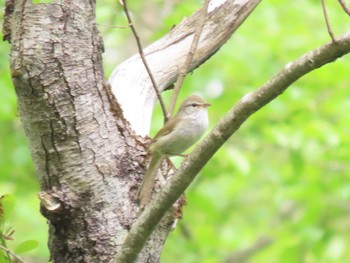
[1,0,350,262]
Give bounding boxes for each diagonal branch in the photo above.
[338,0,350,16]
[0,244,25,263]
[109,0,262,136]
[114,30,350,263]
[167,0,211,118]
[120,0,168,120]
[225,236,274,263]
[321,0,336,42]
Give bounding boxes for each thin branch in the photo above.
[321,0,336,43]
[114,31,350,263]
[109,0,261,136]
[0,244,25,263]
[338,0,350,16]
[120,0,168,121]
[225,236,274,263]
[225,202,298,262]
[167,0,211,118]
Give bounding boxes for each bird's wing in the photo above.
[151,117,179,143]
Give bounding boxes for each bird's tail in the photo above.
[137,153,163,210]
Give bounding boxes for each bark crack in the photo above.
[40,136,52,189]
[66,85,83,153]
[2,0,15,42]
[92,148,106,182]
[17,0,28,68]
[50,120,62,164]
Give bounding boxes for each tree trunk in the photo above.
[4,0,261,262]
[6,0,176,262]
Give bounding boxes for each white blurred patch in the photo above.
[205,79,224,98]
[326,237,345,259]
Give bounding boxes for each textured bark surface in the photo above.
[5,0,262,262]
[7,0,174,262]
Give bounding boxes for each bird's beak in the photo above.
[204,103,211,107]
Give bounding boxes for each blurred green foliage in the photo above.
[0,194,39,262]
[1,0,350,262]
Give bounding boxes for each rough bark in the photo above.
[4,0,261,262]
[6,0,175,262]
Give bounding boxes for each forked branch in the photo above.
[120,0,168,120]
[167,0,211,118]
[109,0,262,136]
[114,30,350,263]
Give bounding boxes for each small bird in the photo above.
[137,95,210,209]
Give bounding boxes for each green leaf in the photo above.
[0,248,11,263]
[14,240,39,254]
[0,195,16,225]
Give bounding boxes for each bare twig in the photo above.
[167,0,211,118]
[321,0,336,43]
[120,0,168,121]
[225,201,299,262]
[338,0,350,16]
[114,30,350,263]
[225,236,274,263]
[226,201,299,262]
[109,0,261,135]
[0,244,25,263]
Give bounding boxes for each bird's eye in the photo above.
[191,103,198,107]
